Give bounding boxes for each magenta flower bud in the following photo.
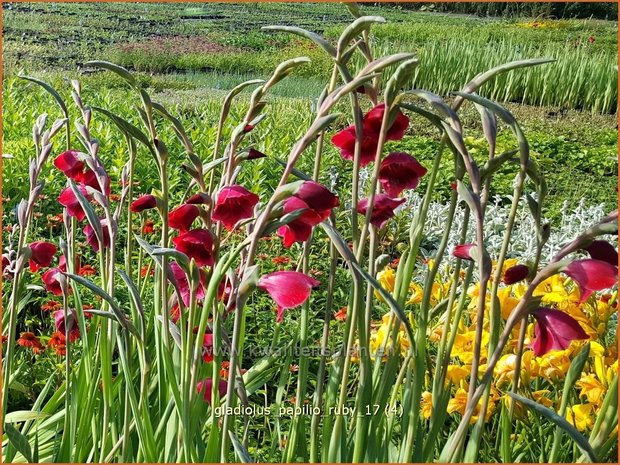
[130,194,157,213]
[293,180,340,212]
[58,185,91,221]
[583,240,618,267]
[186,193,210,205]
[502,264,529,285]
[42,268,64,296]
[452,243,476,261]
[258,271,320,322]
[246,148,267,160]
[531,308,588,356]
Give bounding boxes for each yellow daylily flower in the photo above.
[576,374,607,405]
[565,404,595,432]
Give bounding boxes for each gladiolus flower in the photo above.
[212,185,259,230]
[130,194,157,213]
[202,333,214,362]
[58,185,91,221]
[84,219,111,252]
[531,308,588,356]
[583,240,618,267]
[257,271,320,322]
[54,150,84,179]
[78,168,111,195]
[357,194,405,229]
[42,268,65,296]
[563,259,618,302]
[294,180,340,212]
[17,332,43,354]
[59,255,80,274]
[331,125,379,167]
[170,262,206,307]
[378,152,427,197]
[196,378,228,404]
[53,309,80,342]
[186,193,210,205]
[28,241,57,272]
[363,103,409,140]
[503,264,529,285]
[168,204,200,232]
[277,197,327,247]
[172,229,215,267]
[452,243,476,261]
[247,148,266,160]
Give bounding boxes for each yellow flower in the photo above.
[533,275,580,308]
[446,365,471,385]
[532,390,554,408]
[451,331,489,364]
[420,391,433,420]
[448,388,496,423]
[375,267,395,301]
[407,282,423,305]
[565,404,595,432]
[576,374,607,405]
[494,351,538,386]
[498,287,520,320]
[536,349,571,382]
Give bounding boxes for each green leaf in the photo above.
[84,60,137,87]
[507,392,597,462]
[4,411,49,423]
[337,16,386,55]
[4,423,33,462]
[19,76,68,117]
[262,26,336,57]
[91,106,154,155]
[229,431,255,463]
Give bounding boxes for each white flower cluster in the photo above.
[403,191,615,265]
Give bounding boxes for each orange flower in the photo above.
[41,300,62,312]
[334,307,347,321]
[140,265,154,278]
[272,256,290,265]
[109,194,121,202]
[142,220,155,235]
[79,265,97,277]
[48,331,67,355]
[390,257,400,268]
[1,335,8,345]
[17,332,43,354]
[220,361,231,380]
[289,364,299,372]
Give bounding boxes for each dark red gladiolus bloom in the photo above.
[531,308,588,356]
[378,152,427,197]
[168,204,200,232]
[257,271,320,322]
[170,262,206,307]
[247,148,267,160]
[172,229,215,267]
[2,254,13,281]
[28,241,57,272]
[54,150,84,179]
[196,378,228,404]
[84,219,111,253]
[218,277,233,303]
[212,185,259,230]
[331,125,379,167]
[42,268,64,296]
[202,333,214,362]
[186,193,210,205]
[130,194,157,213]
[563,259,618,302]
[503,264,530,285]
[294,180,340,212]
[357,194,406,229]
[277,196,329,248]
[58,185,91,221]
[583,240,618,267]
[53,309,80,342]
[452,243,476,261]
[78,168,111,195]
[363,103,409,140]
[58,255,81,274]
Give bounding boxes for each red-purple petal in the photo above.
[258,271,320,322]
[563,259,618,302]
[212,185,259,230]
[378,152,427,197]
